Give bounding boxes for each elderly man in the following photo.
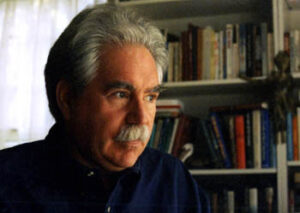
[0,4,207,213]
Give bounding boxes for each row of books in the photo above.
[150,100,277,169]
[207,187,275,213]
[284,29,300,74]
[164,22,274,82]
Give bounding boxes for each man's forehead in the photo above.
[103,81,162,92]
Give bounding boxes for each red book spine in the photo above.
[293,115,299,161]
[235,115,246,169]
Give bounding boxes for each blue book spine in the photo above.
[199,120,219,165]
[287,112,293,161]
[261,109,271,168]
[269,119,277,168]
[210,112,232,168]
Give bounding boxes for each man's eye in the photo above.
[114,91,129,99]
[145,94,158,102]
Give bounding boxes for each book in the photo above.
[197,27,204,80]
[232,24,240,78]
[210,112,232,168]
[226,24,233,79]
[235,114,246,169]
[254,24,262,77]
[252,109,262,168]
[267,33,274,73]
[218,30,224,80]
[287,112,294,161]
[167,117,180,154]
[293,114,299,161]
[261,108,271,168]
[202,26,213,80]
[239,23,247,77]
[167,42,175,82]
[297,107,300,159]
[227,190,235,213]
[249,188,258,213]
[260,23,268,76]
[152,118,164,149]
[197,120,219,167]
[245,111,254,168]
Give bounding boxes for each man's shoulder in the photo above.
[0,141,46,174]
[140,147,187,173]
[0,140,45,160]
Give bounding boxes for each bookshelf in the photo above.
[190,168,277,176]
[111,0,298,212]
[280,0,300,212]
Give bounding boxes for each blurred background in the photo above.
[0,0,106,149]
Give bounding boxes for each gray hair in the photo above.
[44,5,168,122]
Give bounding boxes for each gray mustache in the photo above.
[115,125,149,142]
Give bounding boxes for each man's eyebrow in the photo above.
[104,82,166,93]
[104,81,135,92]
[146,85,165,93]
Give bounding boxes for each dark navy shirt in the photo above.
[0,125,208,213]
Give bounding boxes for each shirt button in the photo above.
[107,206,111,213]
[87,171,94,177]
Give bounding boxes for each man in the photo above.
[0,4,207,213]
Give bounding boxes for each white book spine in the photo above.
[228,190,235,213]
[249,188,258,213]
[252,110,262,168]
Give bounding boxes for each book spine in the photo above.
[254,24,262,77]
[246,23,254,77]
[252,110,262,168]
[261,109,271,168]
[260,23,268,77]
[249,188,258,213]
[293,115,299,161]
[210,30,217,80]
[287,112,294,161]
[199,120,219,166]
[232,24,240,78]
[210,112,232,168]
[218,30,224,80]
[239,23,247,77]
[228,115,237,168]
[167,42,174,82]
[297,107,300,159]
[245,111,254,168]
[197,28,203,80]
[235,114,246,169]
[167,118,180,154]
[226,24,233,79]
[228,190,235,213]
[267,33,274,73]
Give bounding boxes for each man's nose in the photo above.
[126,97,148,125]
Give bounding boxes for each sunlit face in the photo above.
[65,44,160,171]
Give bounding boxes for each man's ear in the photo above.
[56,80,73,121]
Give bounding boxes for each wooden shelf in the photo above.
[287,161,300,167]
[117,0,264,20]
[189,168,277,176]
[160,77,271,97]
